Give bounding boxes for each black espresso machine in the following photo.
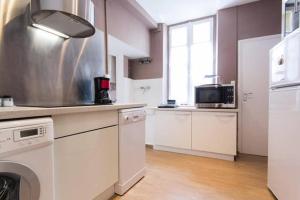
[94,76,112,105]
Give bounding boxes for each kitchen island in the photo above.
[0,103,146,120]
[0,103,146,200]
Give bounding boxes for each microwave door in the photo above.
[195,87,223,108]
[200,88,221,102]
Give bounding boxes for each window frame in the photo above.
[167,15,217,105]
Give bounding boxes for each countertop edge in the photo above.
[0,103,147,120]
[148,107,239,113]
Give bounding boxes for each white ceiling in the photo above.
[136,0,260,25]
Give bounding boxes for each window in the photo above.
[168,17,216,105]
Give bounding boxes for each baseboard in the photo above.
[93,185,115,200]
[114,168,146,195]
[146,144,154,149]
[267,187,278,200]
[154,145,235,161]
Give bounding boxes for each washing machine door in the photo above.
[0,162,40,200]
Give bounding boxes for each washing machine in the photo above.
[0,117,54,200]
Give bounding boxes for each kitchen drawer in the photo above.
[53,111,118,138]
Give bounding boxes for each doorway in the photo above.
[238,35,281,156]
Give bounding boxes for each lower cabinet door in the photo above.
[192,112,237,155]
[154,111,192,149]
[145,109,156,145]
[54,126,118,200]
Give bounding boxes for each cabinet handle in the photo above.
[175,112,191,116]
[132,115,140,122]
[215,114,235,118]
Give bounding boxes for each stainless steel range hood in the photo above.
[30,0,96,39]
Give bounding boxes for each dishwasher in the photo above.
[115,108,146,195]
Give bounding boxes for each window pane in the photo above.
[190,43,214,104]
[169,46,188,104]
[191,43,214,85]
[168,17,215,105]
[171,27,188,47]
[193,21,211,43]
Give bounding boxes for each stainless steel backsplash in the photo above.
[0,0,104,106]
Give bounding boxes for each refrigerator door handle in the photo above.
[243,92,253,102]
[278,56,284,65]
[271,82,300,90]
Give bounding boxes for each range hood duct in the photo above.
[30,0,96,38]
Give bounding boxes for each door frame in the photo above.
[237,34,281,154]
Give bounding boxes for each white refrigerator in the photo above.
[268,29,300,200]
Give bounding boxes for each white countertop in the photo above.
[0,103,146,120]
[150,106,239,113]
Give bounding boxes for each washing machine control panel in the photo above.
[0,118,54,155]
[13,126,46,142]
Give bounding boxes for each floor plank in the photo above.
[112,148,275,200]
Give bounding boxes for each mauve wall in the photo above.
[129,27,164,79]
[94,0,151,55]
[217,0,281,83]
[106,0,150,55]
[93,0,105,31]
[237,0,282,40]
[217,7,238,85]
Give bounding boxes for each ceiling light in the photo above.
[32,23,70,39]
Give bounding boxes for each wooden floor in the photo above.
[112,148,275,200]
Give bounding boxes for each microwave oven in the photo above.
[283,0,300,37]
[195,83,236,108]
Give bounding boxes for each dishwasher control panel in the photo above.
[119,109,146,124]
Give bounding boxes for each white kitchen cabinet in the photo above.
[192,112,237,155]
[154,111,191,149]
[54,126,118,200]
[145,109,156,145]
